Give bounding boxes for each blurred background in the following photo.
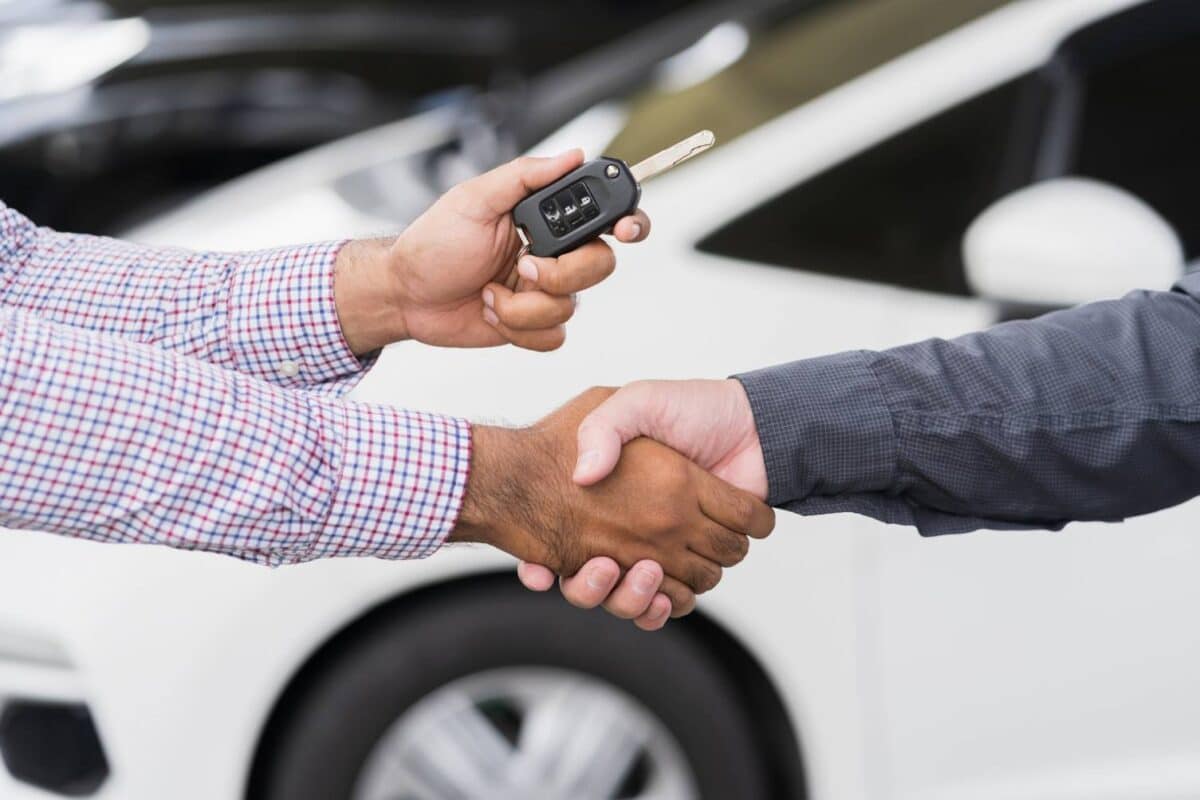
[2,1,1200,799]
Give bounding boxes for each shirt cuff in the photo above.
[307,401,472,561]
[734,351,898,507]
[227,240,376,390]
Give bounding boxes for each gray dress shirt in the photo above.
[735,271,1200,535]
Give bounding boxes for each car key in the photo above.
[511,130,716,260]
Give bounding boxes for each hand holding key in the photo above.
[385,148,650,352]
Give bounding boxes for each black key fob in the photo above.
[512,157,641,258]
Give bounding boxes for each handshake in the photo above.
[450,381,775,631]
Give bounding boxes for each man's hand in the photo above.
[334,150,650,354]
[516,379,768,630]
[451,387,774,616]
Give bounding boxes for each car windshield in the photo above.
[607,0,1013,163]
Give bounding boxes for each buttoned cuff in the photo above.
[227,240,376,392]
[308,401,472,561]
[734,351,898,507]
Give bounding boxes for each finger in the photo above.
[517,561,557,592]
[686,561,720,597]
[517,240,616,296]
[634,593,672,631]
[600,560,663,619]
[654,541,722,596]
[659,576,697,618]
[483,283,575,331]
[481,308,567,352]
[469,150,585,215]
[573,387,650,485]
[687,522,751,568]
[694,467,777,539]
[612,209,651,243]
[559,557,621,609]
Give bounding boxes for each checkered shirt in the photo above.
[0,202,470,565]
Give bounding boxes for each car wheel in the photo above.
[253,580,773,800]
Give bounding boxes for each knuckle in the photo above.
[690,562,722,594]
[603,595,642,620]
[563,585,598,609]
[600,246,617,274]
[669,589,697,617]
[730,493,755,530]
[710,528,750,565]
[523,329,565,352]
[552,299,575,325]
[537,262,564,293]
[759,506,778,537]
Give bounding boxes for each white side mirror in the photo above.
[964,178,1185,307]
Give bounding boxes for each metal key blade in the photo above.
[629,130,716,184]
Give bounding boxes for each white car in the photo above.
[3,1,1200,798]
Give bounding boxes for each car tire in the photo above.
[252,578,774,800]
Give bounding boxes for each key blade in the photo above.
[629,130,716,184]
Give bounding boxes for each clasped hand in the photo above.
[451,388,774,621]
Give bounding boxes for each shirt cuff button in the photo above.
[277,360,301,378]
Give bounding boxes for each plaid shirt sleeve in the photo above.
[0,201,371,398]
[736,271,1200,535]
[0,306,471,565]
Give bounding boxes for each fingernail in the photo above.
[517,258,538,283]
[630,222,642,239]
[586,566,611,590]
[631,568,657,596]
[483,307,499,326]
[481,289,494,308]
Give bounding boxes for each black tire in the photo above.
[253,579,774,800]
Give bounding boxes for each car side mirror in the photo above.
[963,178,1185,308]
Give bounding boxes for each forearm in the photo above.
[0,202,386,395]
[737,272,1200,533]
[0,307,469,564]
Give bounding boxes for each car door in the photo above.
[870,4,1200,799]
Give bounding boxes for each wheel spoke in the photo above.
[358,690,518,800]
[516,682,653,797]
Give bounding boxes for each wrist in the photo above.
[451,425,561,560]
[332,237,408,354]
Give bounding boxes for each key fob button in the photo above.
[511,156,643,255]
[539,199,560,222]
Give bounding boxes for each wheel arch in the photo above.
[243,571,807,799]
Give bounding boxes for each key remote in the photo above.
[512,130,715,259]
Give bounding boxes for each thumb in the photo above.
[472,149,585,215]
[573,391,646,486]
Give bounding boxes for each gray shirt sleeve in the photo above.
[734,271,1200,535]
